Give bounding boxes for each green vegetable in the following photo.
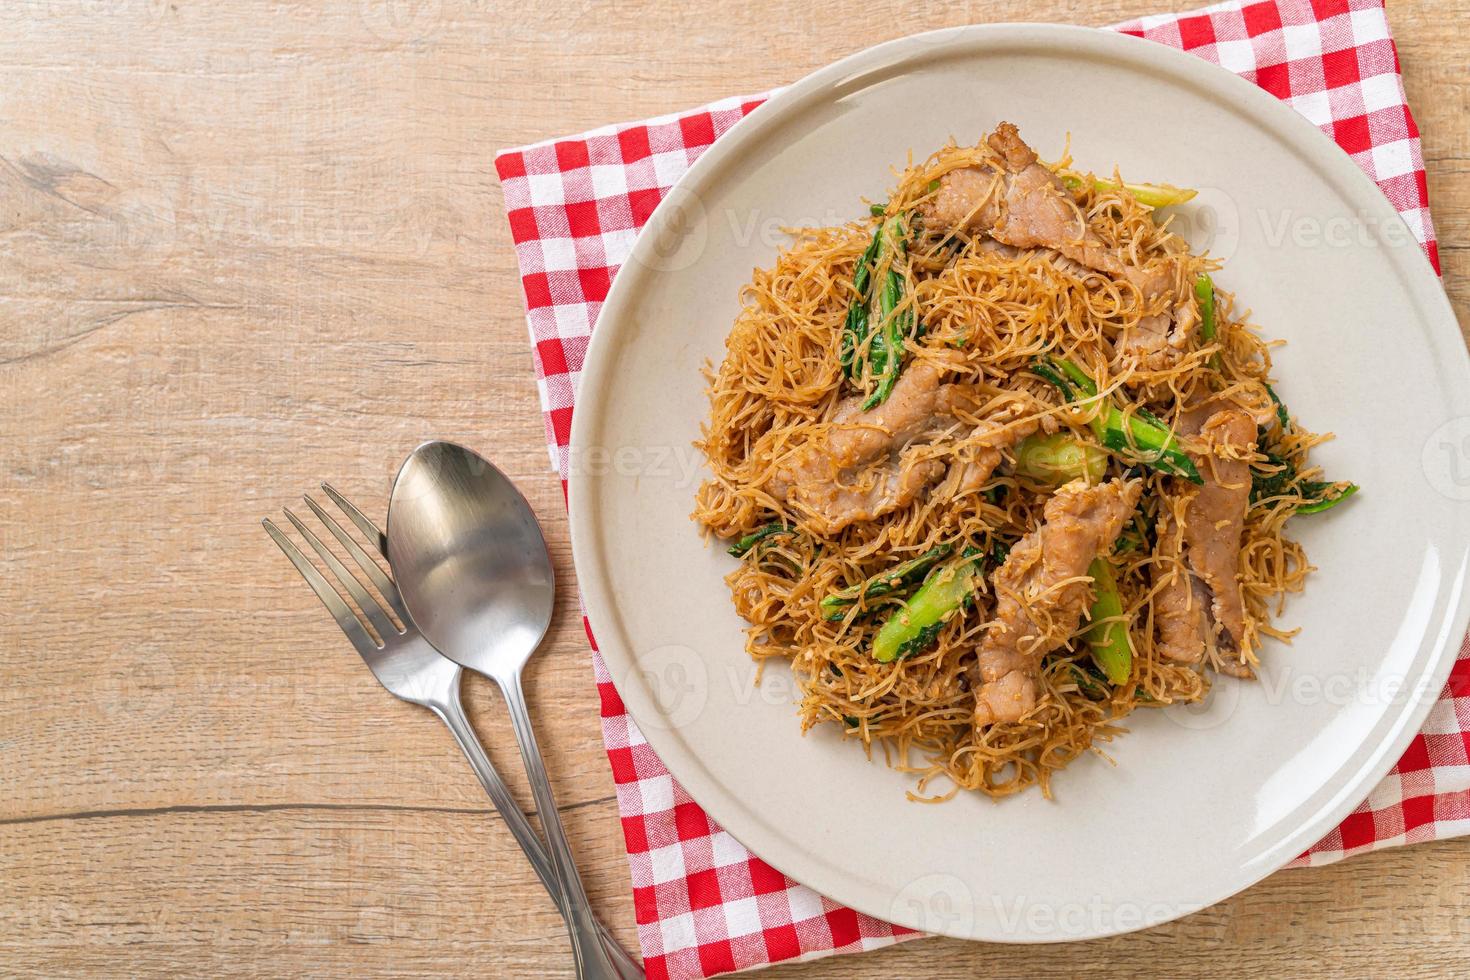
[871,553,983,663]
[1030,359,1073,396]
[1013,432,1109,486]
[1250,387,1357,516]
[1250,446,1297,502]
[1250,451,1359,513]
[821,543,954,620]
[840,213,914,410]
[1264,382,1291,432]
[1032,357,1203,483]
[1061,172,1198,208]
[1114,513,1151,555]
[727,523,794,557]
[1053,358,1099,395]
[1194,274,1222,370]
[839,224,883,380]
[1295,481,1359,514]
[1085,557,1131,685]
[1195,275,1216,343]
[1068,663,1110,700]
[860,215,914,410]
[869,203,887,216]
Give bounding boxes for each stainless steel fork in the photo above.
[264,485,641,979]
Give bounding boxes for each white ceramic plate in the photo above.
[568,24,1470,941]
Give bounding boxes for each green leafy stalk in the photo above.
[870,553,983,663]
[1252,456,1360,515]
[1264,382,1291,432]
[1194,275,1216,343]
[1250,446,1296,502]
[1295,480,1359,514]
[1032,357,1203,483]
[1085,557,1132,685]
[1194,274,1221,370]
[1068,662,1111,700]
[727,523,794,557]
[1052,357,1099,397]
[1013,432,1109,486]
[1250,387,1358,516]
[1114,512,1152,555]
[1060,172,1198,208]
[1030,359,1073,396]
[860,215,914,410]
[821,543,954,620]
[839,223,884,380]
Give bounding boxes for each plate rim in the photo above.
[567,22,1470,941]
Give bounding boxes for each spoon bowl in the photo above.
[387,441,555,678]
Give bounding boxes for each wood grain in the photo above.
[1,1,1467,976]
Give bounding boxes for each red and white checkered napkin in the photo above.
[495,1,1469,976]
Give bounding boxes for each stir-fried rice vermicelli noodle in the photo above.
[693,123,1357,801]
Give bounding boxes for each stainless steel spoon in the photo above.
[386,441,624,980]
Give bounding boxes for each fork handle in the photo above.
[435,690,643,979]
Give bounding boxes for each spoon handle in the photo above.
[434,687,644,979]
[498,668,624,980]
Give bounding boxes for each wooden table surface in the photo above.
[3,1,1468,976]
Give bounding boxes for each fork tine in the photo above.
[284,508,400,642]
[303,494,409,624]
[263,518,381,655]
[322,483,388,558]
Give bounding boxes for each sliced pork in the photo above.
[972,478,1142,727]
[1116,300,1200,375]
[924,122,1199,373]
[767,353,1036,534]
[1153,511,1207,664]
[924,125,1167,286]
[767,354,961,502]
[933,389,1040,495]
[924,123,1109,269]
[1151,406,1256,674]
[783,452,947,536]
